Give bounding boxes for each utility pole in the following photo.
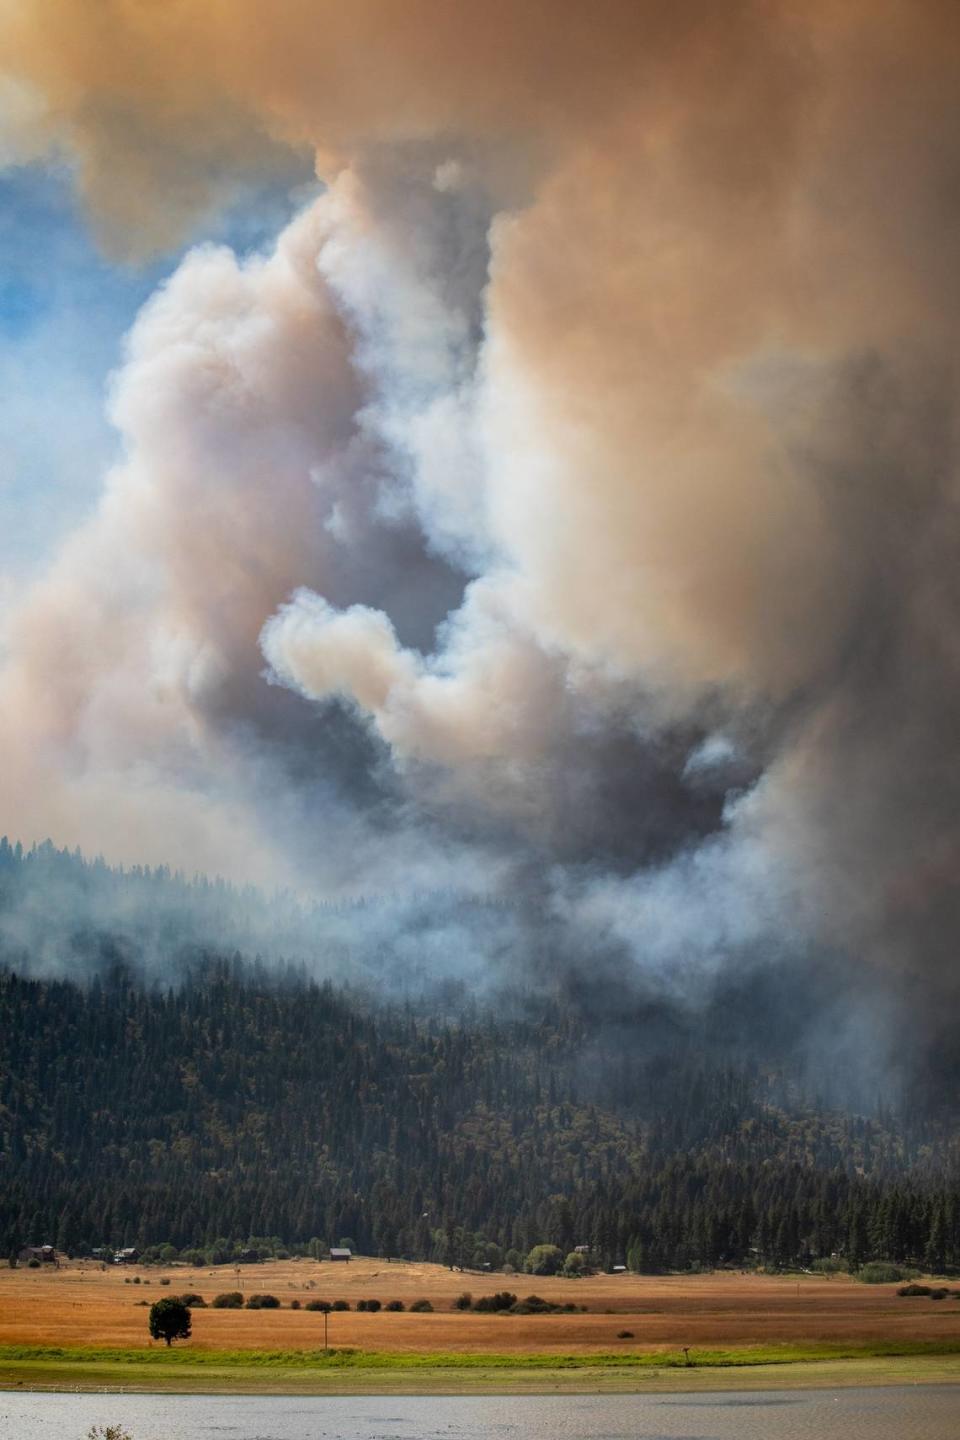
[324,1308,329,1351]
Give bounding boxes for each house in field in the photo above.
[574,1244,591,1254]
[113,1247,140,1264]
[19,1244,56,1264]
[329,1247,352,1261]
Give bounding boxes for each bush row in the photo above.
[205,1292,434,1312]
[452,1290,587,1315]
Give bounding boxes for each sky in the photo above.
[0,163,157,581]
[0,1,959,1051]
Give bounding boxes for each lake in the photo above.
[1,1388,958,1439]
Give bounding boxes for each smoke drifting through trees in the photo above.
[0,841,915,1114]
[1,3,960,1056]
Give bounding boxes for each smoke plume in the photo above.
[2,1,960,1051]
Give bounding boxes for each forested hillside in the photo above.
[1,958,958,1273]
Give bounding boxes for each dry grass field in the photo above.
[1,1257,958,1356]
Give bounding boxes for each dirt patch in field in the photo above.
[0,1259,958,1354]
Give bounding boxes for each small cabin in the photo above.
[329,1247,352,1262]
[574,1244,591,1254]
[19,1244,56,1264]
[114,1247,140,1264]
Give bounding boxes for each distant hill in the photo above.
[1,953,957,1272]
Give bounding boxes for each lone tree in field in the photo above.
[148,1296,192,1347]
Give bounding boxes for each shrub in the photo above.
[290,1298,301,1309]
[305,1299,332,1312]
[175,1292,206,1308]
[332,1299,350,1311]
[472,1291,517,1313]
[453,1291,473,1310]
[159,1277,171,1286]
[898,1283,933,1297]
[212,1291,243,1309]
[510,1293,553,1315]
[809,1257,849,1274]
[385,1300,404,1311]
[409,1298,433,1312]
[245,1293,280,1309]
[357,1298,381,1312]
[28,1258,40,1269]
[132,1275,141,1285]
[858,1262,920,1285]
[617,1330,634,1339]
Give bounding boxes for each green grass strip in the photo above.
[3,1340,960,1371]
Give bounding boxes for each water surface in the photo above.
[2,1387,957,1439]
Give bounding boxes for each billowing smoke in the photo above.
[2,1,960,1060]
